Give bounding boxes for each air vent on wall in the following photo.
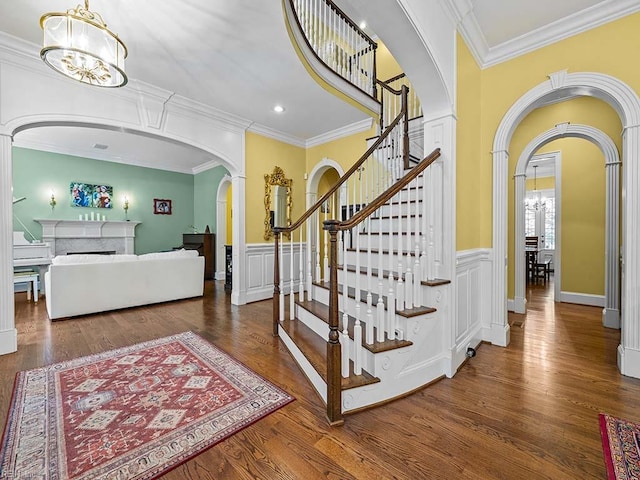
[93,143,109,150]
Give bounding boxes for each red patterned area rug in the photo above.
[600,413,640,480]
[0,331,294,479]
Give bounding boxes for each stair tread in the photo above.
[338,262,451,287]
[313,281,437,317]
[279,317,380,390]
[296,299,413,353]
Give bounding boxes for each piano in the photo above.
[13,231,53,294]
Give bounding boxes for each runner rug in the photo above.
[600,412,640,480]
[0,331,294,479]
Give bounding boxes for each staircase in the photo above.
[275,0,449,425]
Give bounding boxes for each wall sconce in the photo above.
[123,196,129,220]
[49,190,57,210]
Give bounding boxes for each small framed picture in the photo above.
[153,198,172,215]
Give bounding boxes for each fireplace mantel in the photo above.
[35,219,141,255]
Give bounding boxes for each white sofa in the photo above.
[44,250,205,320]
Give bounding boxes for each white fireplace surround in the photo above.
[35,219,141,256]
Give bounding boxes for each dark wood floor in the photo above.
[3,278,640,479]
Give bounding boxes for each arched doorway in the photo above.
[216,175,232,281]
[491,71,640,378]
[513,124,620,329]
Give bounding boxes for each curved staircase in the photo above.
[275,0,451,425]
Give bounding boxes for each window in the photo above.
[544,197,555,249]
[525,189,555,250]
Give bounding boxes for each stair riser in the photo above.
[365,216,423,233]
[293,303,382,373]
[376,202,422,217]
[344,249,418,268]
[336,271,443,309]
[354,233,422,250]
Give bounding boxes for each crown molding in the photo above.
[247,123,306,148]
[192,160,223,175]
[447,0,640,69]
[482,0,640,68]
[305,118,374,148]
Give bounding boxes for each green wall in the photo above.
[194,165,230,234]
[12,147,196,254]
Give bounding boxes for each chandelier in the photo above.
[525,165,546,211]
[40,1,128,87]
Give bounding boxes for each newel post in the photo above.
[273,230,281,337]
[324,219,343,425]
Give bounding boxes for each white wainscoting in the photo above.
[245,243,307,304]
[456,249,492,355]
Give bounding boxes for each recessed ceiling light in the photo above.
[359,21,367,30]
[273,105,285,113]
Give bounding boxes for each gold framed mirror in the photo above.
[264,166,292,240]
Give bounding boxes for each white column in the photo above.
[491,149,511,347]
[231,174,247,305]
[603,158,620,329]
[513,173,527,314]
[619,124,640,378]
[0,134,17,355]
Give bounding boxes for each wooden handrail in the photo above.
[376,79,403,96]
[331,147,441,231]
[381,72,407,85]
[274,97,407,235]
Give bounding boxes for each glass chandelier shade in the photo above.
[525,165,546,211]
[40,1,128,88]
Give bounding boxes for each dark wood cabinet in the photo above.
[225,245,232,291]
[182,233,215,280]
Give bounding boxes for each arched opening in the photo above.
[216,176,232,283]
[512,124,620,330]
[492,71,640,378]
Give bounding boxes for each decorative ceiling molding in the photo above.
[305,118,374,148]
[247,123,306,148]
[192,160,223,175]
[446,0,640,69]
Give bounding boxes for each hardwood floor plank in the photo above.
[2,279,640,479]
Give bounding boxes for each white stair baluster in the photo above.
[323,202,329,281]
[290,234,295,320]
[279,237,284,321]
[299,226,305,302]
[341,325,350,378]
[306,215,313,301]
[316,209,321,282]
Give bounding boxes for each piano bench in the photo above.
[14,271,39,303]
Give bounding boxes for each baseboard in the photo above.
[618,345,640,379]
[559,291,605,307]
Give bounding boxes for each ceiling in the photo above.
[2,0,637,173]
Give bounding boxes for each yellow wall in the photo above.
[245,132,306,243]
[456,34,484,250]
[525,176,554,191]
[556,138,606,294]
[305,125,376,174]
